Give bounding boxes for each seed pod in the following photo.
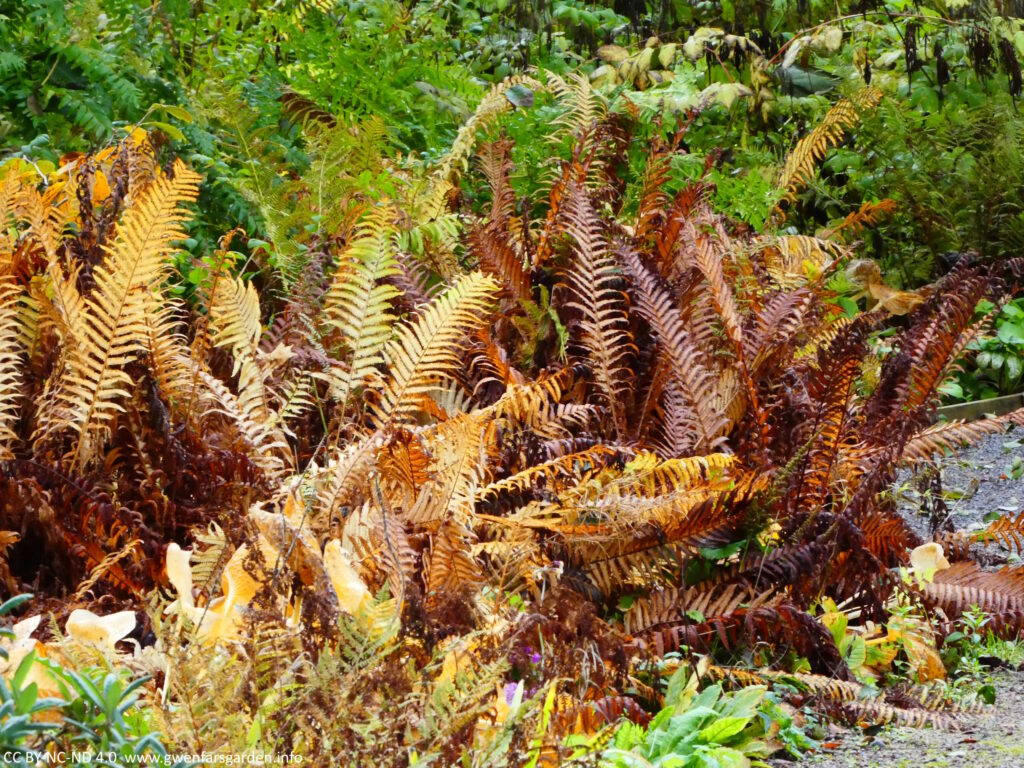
[968,28,993,80]
[935,41,949,101]
[905,21,918,75]
[1000,39,1022,99]
[864,57,872,85]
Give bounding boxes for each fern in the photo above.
[776,87,883,207]
[372,271,498,427]
[560,182,635,439]
[36,161,201,470]
[323,206,401,409]
[0,275,23,458]
[622,249,728,452]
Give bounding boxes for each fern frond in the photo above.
[758,235,845,289]
[372,271,498,427]
[622,249,729,452]
[900,417,1014,465]
[776,87,883,207]
[822,199,898,242]
[560,183,634,438]
[36,161,201,470]
[0,276,23,458]
[323,206,401,409]
[409,413,484,528]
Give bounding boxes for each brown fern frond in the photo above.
[630,603,852,679]
[975,510,1024,553]
[624,583,778,634]
[622,249,729,452]
[833,699,957,730]
[900,416,1015,465]
[559,183,635,438]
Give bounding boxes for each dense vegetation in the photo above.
[1,0,1024,765]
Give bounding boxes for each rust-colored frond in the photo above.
[974,509,1024,552]
[560,182,635,437]
[467,221,530,305]
[622,248,729,451]
[624,582,777,634]
[822,199,898,242]
[834,700,956,730]
[629,604,851,679]
[901,417,1017,465]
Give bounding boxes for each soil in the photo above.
[802,424,1024,768]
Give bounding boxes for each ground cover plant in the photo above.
[2,2,1024,767]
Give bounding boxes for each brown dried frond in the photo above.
[559,182,635,438]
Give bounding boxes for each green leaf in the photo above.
[153,103,194,123]
[845,635,866,671]
[505,84,535,109]
[697,716,750,744]
[146,120,185,141]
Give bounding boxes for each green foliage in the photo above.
[945,298,1024,401]
[0,601,178,766]
[602,665,782,767]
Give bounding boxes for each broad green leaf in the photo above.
[153,103,194,123]
[697,716,750,744]
[147,120,185,141]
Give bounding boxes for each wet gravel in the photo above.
[897,424,1024,558]
[803,423,1024,768]
[802,668,1024,768]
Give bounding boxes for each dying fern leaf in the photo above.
[323,206,401,409]
[560,183,635,438]
[36,161,201,470]
[0,275,23,458]
[372,271,498,427]
[622,249,728,452]
[776,87,883,208]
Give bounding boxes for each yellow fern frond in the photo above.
[36,160,201,469]
[209,275,262,377]
[323,206,401,409]
[758,235,846,288]
[372,271,498,427]
[776,87,883,207]
[0,275,23,457]
[409,413,485,527]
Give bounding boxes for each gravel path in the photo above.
[804,668,1024,768]
[804,424,1024,768]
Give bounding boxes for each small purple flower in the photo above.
[505,682,520,705]
[530,652,542,664]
